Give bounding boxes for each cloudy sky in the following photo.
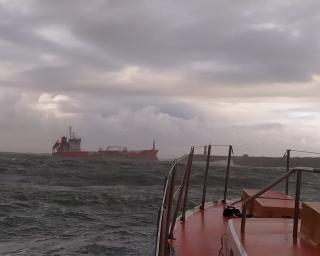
[1,0,320,158]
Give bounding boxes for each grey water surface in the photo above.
[0,153,319,255]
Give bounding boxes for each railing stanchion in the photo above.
[169,148,194,238]
[240,204,247,234]
[293,170,302,244]
[240,169,295,234]
[156,160,179,256]
[201,145,211,209]
[223,145,232,202]
[163,176,168,191]
[165,164,176,244]
[285,149,291,195]
[181,147,194,221]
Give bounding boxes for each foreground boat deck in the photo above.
[232,218,319,256]
[170,202,228,256]
[170,202,320,256]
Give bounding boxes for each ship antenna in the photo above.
[153,139,155,150]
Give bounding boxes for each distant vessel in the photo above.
[52,127,158,160]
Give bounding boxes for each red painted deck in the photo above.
[170,202,229,256]
[170,202,320,256]
[233,218,320,256]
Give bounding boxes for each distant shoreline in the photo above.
[1,152,320,168]
[191,154,320,168]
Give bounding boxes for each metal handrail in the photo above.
[283,149,320,195]
[180,147,194,221]
[285,149,290,195]
[240,167,320,244]
[157,145,320,255]
[174,154,188,163]
[200,144,211,209]
[240,169,295,233]
[155,161,177,256]
[169,148,194,236]
[156,145,234,256]
[223,145,233,202]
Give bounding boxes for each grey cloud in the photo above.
[272,107,320,120]
[0,89,208,157]
[56,94,199,120]
[24,0,320,83]
[74,1,320,84]
[1,1,320,156]
[1,0,320,94]
[251,122,285,130]
[232,122,285,131]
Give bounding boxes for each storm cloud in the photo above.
[0,0,320,157]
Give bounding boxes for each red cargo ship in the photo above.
[52,127,158,160]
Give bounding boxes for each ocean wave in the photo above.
[0,153,319,255]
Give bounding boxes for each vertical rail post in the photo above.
[293,170,302,244]
[240,204,247,234]
[180,147,194,221]
[223,145,233,202]
[157,164,172,256]
[165,164,176,244]
[159,208,168,256]
[169,148,193,238]
[285,149,291,195]
[163,175,168,191]
[200,144,211,209]
[155,205,162,256]
[240,169,295,234]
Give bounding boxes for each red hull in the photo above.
[53,149,158,161]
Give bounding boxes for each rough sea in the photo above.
[0,153,319,255]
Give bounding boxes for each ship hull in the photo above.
[53,149,158,161]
